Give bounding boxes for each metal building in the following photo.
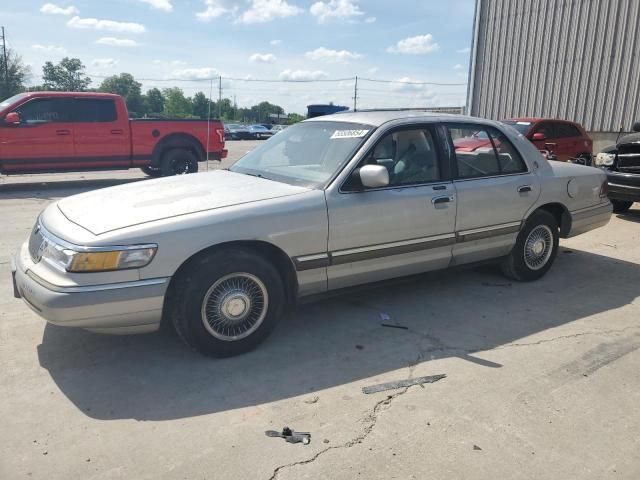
[467,0,640,150]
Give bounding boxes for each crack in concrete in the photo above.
[495,326,640,350]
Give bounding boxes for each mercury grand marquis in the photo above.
[12,111,612,357]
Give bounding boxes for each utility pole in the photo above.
[353,75,358,112]
[218,75,222,118]
[233,94,237,120]
[1,27,8,91]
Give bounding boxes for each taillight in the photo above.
[215,128,224,144]
[599,180,608,198]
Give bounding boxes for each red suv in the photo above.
[501,118,593,164]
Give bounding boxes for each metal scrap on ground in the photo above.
[362,374,447,394]
[265,427,311,445]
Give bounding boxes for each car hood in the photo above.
[56,170,310,235]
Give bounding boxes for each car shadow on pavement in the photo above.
[616,207,640,223]
[0,178,146,200]
[37,248,640,421]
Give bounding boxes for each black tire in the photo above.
[611,199,633,213]
[171,249,285,357]
[140,165,162,177]
[501,210,559,281]
[160,148,199,176]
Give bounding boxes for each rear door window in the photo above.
[17,98,72,124]
[74,99,118,122]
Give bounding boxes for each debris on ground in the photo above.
[381,323,409,330]
[473,444,482,451]
[379,312,391,322]
[303,396,319,404]
[265,427,311,445]
[481,282,512,287]
[355,344,364,350]
[362,374,446,394]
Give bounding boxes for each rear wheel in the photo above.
[171,249,285,357]
[611,199,633,213]
[501,210,559,281]
[160,148,199,176]
[140,165,162,177]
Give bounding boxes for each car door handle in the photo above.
[111,129,124,135]
[432,195,454,205]
[517,185,532,193]
[56,129,71,136]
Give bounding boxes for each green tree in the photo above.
[0,48,31,100]
[98,73,144,115]
[191,91,210,119]
[162,87,192,117]
[287,113,305,124]
[42,57,91,91]
[143,87,164,115]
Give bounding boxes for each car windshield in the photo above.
[501,120,532,135]
[230,121,373,188]
[0,93,27,109]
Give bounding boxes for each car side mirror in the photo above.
[4,112,21,125]
[532,132,546,141]
[633,121,640,132]
[359,164,389,189]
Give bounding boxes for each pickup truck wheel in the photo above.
[160,149,198,176]
[140,165,162,177]
[611,200,633,213]
[172,249,284,357]
[501,210,559,281]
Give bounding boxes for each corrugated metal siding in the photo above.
[469,0,640,132]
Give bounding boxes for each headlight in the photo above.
[594,152,615,166]
[36,227,157,273]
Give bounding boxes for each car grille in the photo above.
[28,223,45,263]
[617,142,640,172]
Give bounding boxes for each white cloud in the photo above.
[310,0,364,23]
[67,16,146,33]
[40,3,79,15]
[305,47,362,63]
[139,0,173,11]
[196,0,236,21]
[364,16,375,23]
[270,39,282,46]
[92,58,118,68]
[457,47,471,53]
[279,69,328,81]
[367,67,378,75]
[170,67,219,80]
[453,63,463,70]
[96,37,140,47]
[32,44,67,54]
[387,34,439,54]
[238,0,302,24]
[249,53,277,63]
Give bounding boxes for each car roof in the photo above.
[304,109,492,128]
[503,117,581,125]
[20,91,122,99]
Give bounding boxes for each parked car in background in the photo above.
[501,118,593,164]
[0,92,226,176]
[271,124,288,134]
[12,111,611,357]
[248,124,274,139]
[594,121,640,213]
[224,123,251,140]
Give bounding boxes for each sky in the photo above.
[1,0,475,114]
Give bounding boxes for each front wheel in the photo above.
[160,149,199,176]
[501,210,559,281]
[611,199,633,213]
[171,249,285,357]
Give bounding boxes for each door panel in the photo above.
[72,98,131,168]
[0,97,75,172]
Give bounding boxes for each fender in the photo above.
[151,132,205,167]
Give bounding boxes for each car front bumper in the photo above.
[12,243,169,334]
[606,169,640,202]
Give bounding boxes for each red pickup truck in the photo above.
[0,92,226,176]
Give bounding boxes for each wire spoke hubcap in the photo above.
[201,273,268,341]
[524,225,554,270]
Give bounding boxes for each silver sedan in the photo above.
[12,111,612,357]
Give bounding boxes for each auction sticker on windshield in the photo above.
[330,129,369,139]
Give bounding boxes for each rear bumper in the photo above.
[207,149,227,161]
[12,244,168,334]
[605,170,640,202]
[566,203,612,238]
